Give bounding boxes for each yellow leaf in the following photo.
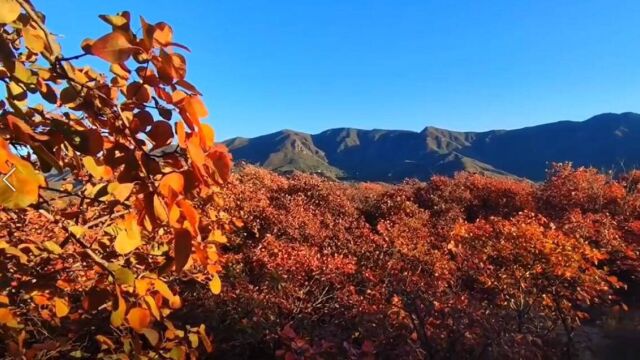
[168,346,186,360]
[0,295,8,305]
[23,25,47,52]
[135,278,152,297]
[188,333,199,348]
[4,246,27,263]
[54,298,70,317]
[209,274,221,295]
[69,225,86,238]
[169,204,181,228]
[0,0,21,24]
[0,140,46,209]
[152,279,174,301]
[198,324,214,352]
[42,241,63,255]
[114,214,142,254]
[110,288,126,327]
[84,183,106,199]
[143,295,161,320]
[153,195,168,223]
[112,266,135,286]
[127,307,151,331]
[108,182,134,202]
[82,156,113,180]
[208,229,227,244]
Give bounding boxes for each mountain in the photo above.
[223,112,640,182]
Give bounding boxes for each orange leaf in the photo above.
[176,121,187,148]
[187,135,206,170]
[54,298,70,318]
[88,31,136,63]
[178,199,200,235]
[153,22,173,46]
[0,308,18,327]
[127,307,151,331]
[208,145,232,184]
[158,172,184,199]
[183,96,208,128]
[199,123,215,150]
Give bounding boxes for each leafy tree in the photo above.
[207,165,634,359]
[0,1,231,357]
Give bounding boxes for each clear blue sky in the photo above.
[39,0,640,139]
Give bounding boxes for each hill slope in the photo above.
[224,112,640,181]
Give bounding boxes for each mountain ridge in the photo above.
[223,112,640,182]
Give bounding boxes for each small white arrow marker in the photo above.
[2,166,16,192]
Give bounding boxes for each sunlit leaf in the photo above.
[114,213,142,254]
[0,140,46,209]
[158,172,184,198]
[83,156,113,180]
[110,287,126,327]
[127,307,151,331]
[108,182,134,202]
[0,0,21,24]
[209,274,221,295]
[87,31,136,64]
[54,298,70,317]
[0,308,19,327]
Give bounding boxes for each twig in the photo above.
[85,210,129,228]
[58,53,89,62]
[37,209,114,276]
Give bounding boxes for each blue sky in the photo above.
[39,1,640,139]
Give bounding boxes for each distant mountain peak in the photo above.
[223,112,640,182]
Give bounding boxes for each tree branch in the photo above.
[37,209,114,276]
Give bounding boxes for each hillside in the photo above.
[224,112,640,181]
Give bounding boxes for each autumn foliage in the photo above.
[2,2,640,360]
[190,164,640,359]
[0,1,231,358]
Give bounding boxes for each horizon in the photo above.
[223,111,640,140]
[39,1,640,139]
